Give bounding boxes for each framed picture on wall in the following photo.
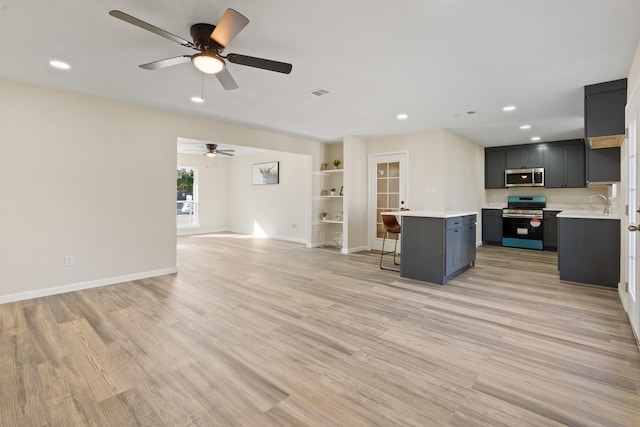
[252,161,279,185]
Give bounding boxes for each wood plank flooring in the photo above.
[1,234,640,426]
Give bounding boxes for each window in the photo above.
[177,167,198,227]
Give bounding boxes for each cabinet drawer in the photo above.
[482,209,502,217]
[446,217,464,229]
[464,214,477,225]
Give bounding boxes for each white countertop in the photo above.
[556,210,620,220]
[381,210,477,218]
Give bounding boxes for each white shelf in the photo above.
[319,168,343,174]
[321,195,343,199]
[318,220,343,224]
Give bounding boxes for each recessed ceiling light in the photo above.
[531,136,541,142]
[49,60,70,70]
[503,105,516,112]
[191,96,204,103]
[397,113,408,120]
[520,124,531,130]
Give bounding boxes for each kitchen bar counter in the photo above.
[382,210,477,218]
[383,211,477,284]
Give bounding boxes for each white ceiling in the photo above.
[1,0,639,147]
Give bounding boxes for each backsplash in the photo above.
[485,185,617,212]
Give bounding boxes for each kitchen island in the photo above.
[382,211,477,284]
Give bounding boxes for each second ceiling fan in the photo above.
[109,8,293,90]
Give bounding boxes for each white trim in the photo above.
[368,151,409,251]
[0,267,178,305]
[343,245,369,254]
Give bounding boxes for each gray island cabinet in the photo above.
[392,211,477,285]
[557,211,620,288]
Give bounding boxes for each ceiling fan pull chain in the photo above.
[201,72,204,101]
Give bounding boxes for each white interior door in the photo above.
[626,90,640,343]
[369,152,407,251]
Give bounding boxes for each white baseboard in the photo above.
[0,267,178,305]
[344,245,369,254]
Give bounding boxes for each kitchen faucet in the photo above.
[589,194,610,214]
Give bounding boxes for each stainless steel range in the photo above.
[502,195,546,250]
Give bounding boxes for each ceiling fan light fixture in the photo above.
[192,53,225,74]
[205,151,217,157]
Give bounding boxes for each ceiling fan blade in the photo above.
[109,10,195,49]
[211,8,250,48]
[226,54,292,74]
[216,151,234,156]
[140,55,192,70]
[217,149,236,152]
[215,67,239,90]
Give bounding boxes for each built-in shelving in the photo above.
[312,160,345,249]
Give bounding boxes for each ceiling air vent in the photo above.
[302,87,332,98]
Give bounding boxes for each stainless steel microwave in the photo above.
[505,168,544,187]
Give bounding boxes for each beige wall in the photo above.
[365,129,484,244]
[0,77,321,303]
[227,151,310,243]
[629,41,640,100]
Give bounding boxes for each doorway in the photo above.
[369,152,407,252]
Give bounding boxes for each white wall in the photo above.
[344,136,367,252]
[366,130,448,211]
[177,153,230,236]
[0,78,322,303]
[227,151,310,243]
[442,130,485,213]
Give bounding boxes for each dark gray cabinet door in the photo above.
[584,79,626,183]
[544,141,585,188]
[506,146,544,169]
[565,143,585,187]
[465,223,476,264]
[558,217,620,287]
[482,209,502,244]
[588,148,621,183]
[585,80,627,138]
[545,145,566,188]
[445,228,462,275]
[485,149,506,188]
[543,210,560,250]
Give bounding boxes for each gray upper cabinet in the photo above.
[485,149,506,189]
[506,145,544,169]
[485,140,585,189]
[543,140,585,188]
[584,78,626,183]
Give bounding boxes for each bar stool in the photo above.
[379,211,402,271]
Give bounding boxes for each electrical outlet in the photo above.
[64,255,75,267]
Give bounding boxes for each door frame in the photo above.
[368,151,408,251]
[623,82,640,347]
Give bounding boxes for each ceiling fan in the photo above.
[183,143,235,157]
[109,8,293,90]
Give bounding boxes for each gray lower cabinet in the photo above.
[543,210,561,250]
[558,217,620,287]
[482,208,502,245]
[401,214,476,285]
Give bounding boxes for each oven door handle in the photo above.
[503,214,543,219]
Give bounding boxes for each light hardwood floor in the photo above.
[2,234,640,426]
